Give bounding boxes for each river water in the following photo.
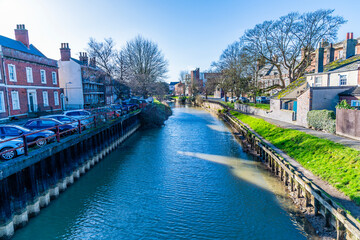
[13,106,310,240]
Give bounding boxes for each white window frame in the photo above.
[339,75,347,86]
[0,65,2,80]
[11,91,20,110]
[351,100,360,107]
[43,91,49,107]
[54,91,59,106]
[8,64,17,82]
[40,69,46,84]
[0,92,5,112]
[26,67,33,83]
[315,76,322,87]
[52,71,57,84]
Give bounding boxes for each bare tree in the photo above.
[122,35,168,98]
[242,9,346,87]
[87,38,115,77]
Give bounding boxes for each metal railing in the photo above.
[0,108,141,161]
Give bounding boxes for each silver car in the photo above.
[0,137,24,160]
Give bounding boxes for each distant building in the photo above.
[58,44,107,109]
[169,81,179,93]
[0,24,62,120]
[174,82,185,96]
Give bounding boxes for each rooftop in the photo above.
[0,35,45,57]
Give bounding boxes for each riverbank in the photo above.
[139,100,172,129]
[201,100,360,240]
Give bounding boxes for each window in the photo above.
[3,127,21,136]
[11,91,20,110]
[315,76,322,87]
[40,120,56,127]
[52,72,57,84]
[0,92,5,112]
[8,64,17,82]
[54,91,59,106]
[26,67,33,83]
[43,91,49,106]
[339,75,347,86]
[40,69,46,84]
[351,100,360,107]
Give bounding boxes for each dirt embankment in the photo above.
[139,102,172,129]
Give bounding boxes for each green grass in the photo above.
[230,111,360,205]
[221,101,234,109]
[171,96,179,99]
[244,103,270,110]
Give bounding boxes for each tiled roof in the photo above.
[169,82,179,86]
[339,86,360,96]
[323,55,360,72]
[0,35,45,57]
[71,57,84,65]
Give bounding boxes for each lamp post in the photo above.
[65,82,72,109]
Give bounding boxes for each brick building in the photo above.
[174,82,185,96]
[58,44,107,109]
[0,24,62,120]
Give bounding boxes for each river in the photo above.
[12,105,311,239]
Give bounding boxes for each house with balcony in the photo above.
[58,44,106,109]
[0,24,62,120]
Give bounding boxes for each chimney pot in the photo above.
[14,24,29,48]
[60,42,71,61]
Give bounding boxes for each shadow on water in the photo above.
[12,106,316,240]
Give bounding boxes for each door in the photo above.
[292,101,297,121]
[27,90,38,112]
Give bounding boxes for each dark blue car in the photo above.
[0,125,54,147]
[24,118,75,138]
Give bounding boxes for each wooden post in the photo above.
[297,184,302,198]
[336,209,346,240]
[325,208,331,228]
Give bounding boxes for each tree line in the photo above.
[87,35,169,99]
[205,9,346,101]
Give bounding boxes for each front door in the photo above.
[27,90,37,112]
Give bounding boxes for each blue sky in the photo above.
[0,0,359,82]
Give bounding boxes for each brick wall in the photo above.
[296,88,311,127]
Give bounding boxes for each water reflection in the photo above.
[12,106,308,240]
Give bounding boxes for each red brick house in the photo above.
[0,24,62,120]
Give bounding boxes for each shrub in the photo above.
[307,110,336,133]
[336,100,354,110]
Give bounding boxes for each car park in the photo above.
[256,96,270,104]
[238,97,249,103]
[24,118,75,135]
[45,115,79,127]
[0,125,54,147]
[0,137,24,160]
[63,110,93,127]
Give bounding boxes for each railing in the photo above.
[0,109,141,161]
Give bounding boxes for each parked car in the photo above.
[0,137,24,160]
[256,96,270,104]
[0,125,54,147]
[24,118,75,136]
[44,115,79,127]
[238,97,249,103]
[63,110,93,127]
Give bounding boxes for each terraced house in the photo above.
[58,44,106,110]
[0,25,62,120]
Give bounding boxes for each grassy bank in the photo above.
[244,103,270,110]
[230,111,360,205]
[221,101,235,109]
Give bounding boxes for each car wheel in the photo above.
[0,147,16,160]
[35,137,47,147]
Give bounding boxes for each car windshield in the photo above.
[13,126,31,132]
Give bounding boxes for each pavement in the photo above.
[253,114,360,151]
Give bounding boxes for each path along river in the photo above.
[12,105,313,240]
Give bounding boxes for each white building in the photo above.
[58,43,105,109]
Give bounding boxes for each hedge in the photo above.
[307,110,336,133]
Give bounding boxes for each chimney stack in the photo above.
[89,57,96,67]
[60,43,71,61]
[325,43,335,65]
[315,41,324,73]
[14,24,29,48]
[79,52,88,65]
[344,32,357,59]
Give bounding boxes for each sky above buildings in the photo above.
[0,0,359,82]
